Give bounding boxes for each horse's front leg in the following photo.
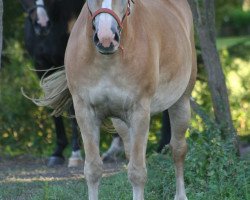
[128,102,150,200]
[73,96,102,200]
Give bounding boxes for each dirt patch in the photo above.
[0,155,126,183]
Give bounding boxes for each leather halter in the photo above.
[88,0,134,30]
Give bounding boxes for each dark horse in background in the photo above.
[20,0,171,166]
[20,0,84,167]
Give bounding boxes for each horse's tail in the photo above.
[22,66,72,117]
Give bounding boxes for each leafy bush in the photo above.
[221,8,250,36]
[0,39,56,156]
[146,127,249,199]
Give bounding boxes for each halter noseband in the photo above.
[88,0,134,30]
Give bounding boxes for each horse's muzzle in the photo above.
[93,24,120,55]
[34,21,51,37]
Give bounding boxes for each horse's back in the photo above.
[143,0,193,38]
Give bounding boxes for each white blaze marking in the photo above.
[98,0,113,30]
[102,0,112,9]
[97,0,115,46]
[36,0,49,27]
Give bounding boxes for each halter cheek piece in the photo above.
[88,0,134,30]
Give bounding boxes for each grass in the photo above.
[216,36,250,50]
[0,129,249,200]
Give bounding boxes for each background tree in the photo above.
[0,0,3,68]
[188,0,237,141]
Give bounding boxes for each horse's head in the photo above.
[20,0,51,36]
[87,0,133,55]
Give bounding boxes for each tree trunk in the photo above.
[0,0,3,68]
[188,0,237,140]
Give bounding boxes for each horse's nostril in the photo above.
[93,32,99,44]
[92,23,96,31]
[47,20,51,28]
[114,32,120,43]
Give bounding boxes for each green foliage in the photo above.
[0,38,56,156]
[147,132,249,200]
[215,0,241,28]
[3,0,25,41]
[184,129,248,199]
[228,8,250,26]
[0,127,249,199]
[191,37,250,137]
[219,37,250,136]
[221,8,250,36]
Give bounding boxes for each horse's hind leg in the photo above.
[68,106,83,167]
[102,133,124,162]
[110,118,131,159]
[73,96,103,200]
[157,110,171,152]
[168,96,190,200]
[47,116,68,166]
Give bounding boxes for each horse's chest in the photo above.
[84,78,134,116]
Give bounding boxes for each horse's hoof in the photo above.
[47,156,65,167]
[68,150,84,167]
[68,158,84,167]
[174,195,188,200]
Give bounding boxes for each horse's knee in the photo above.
[84,158,103,184]
[128,163,147,187]
[170,138,187,163]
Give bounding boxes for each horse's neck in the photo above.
[120,1,142,49]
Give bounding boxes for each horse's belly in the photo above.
[150,64,192,114]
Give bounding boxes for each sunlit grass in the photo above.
[217,36,250,50]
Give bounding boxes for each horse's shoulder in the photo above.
[164,0,193,31]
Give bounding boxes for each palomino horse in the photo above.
[21,0,172,166]
[65,0,196,199]
[20,0,84,167]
